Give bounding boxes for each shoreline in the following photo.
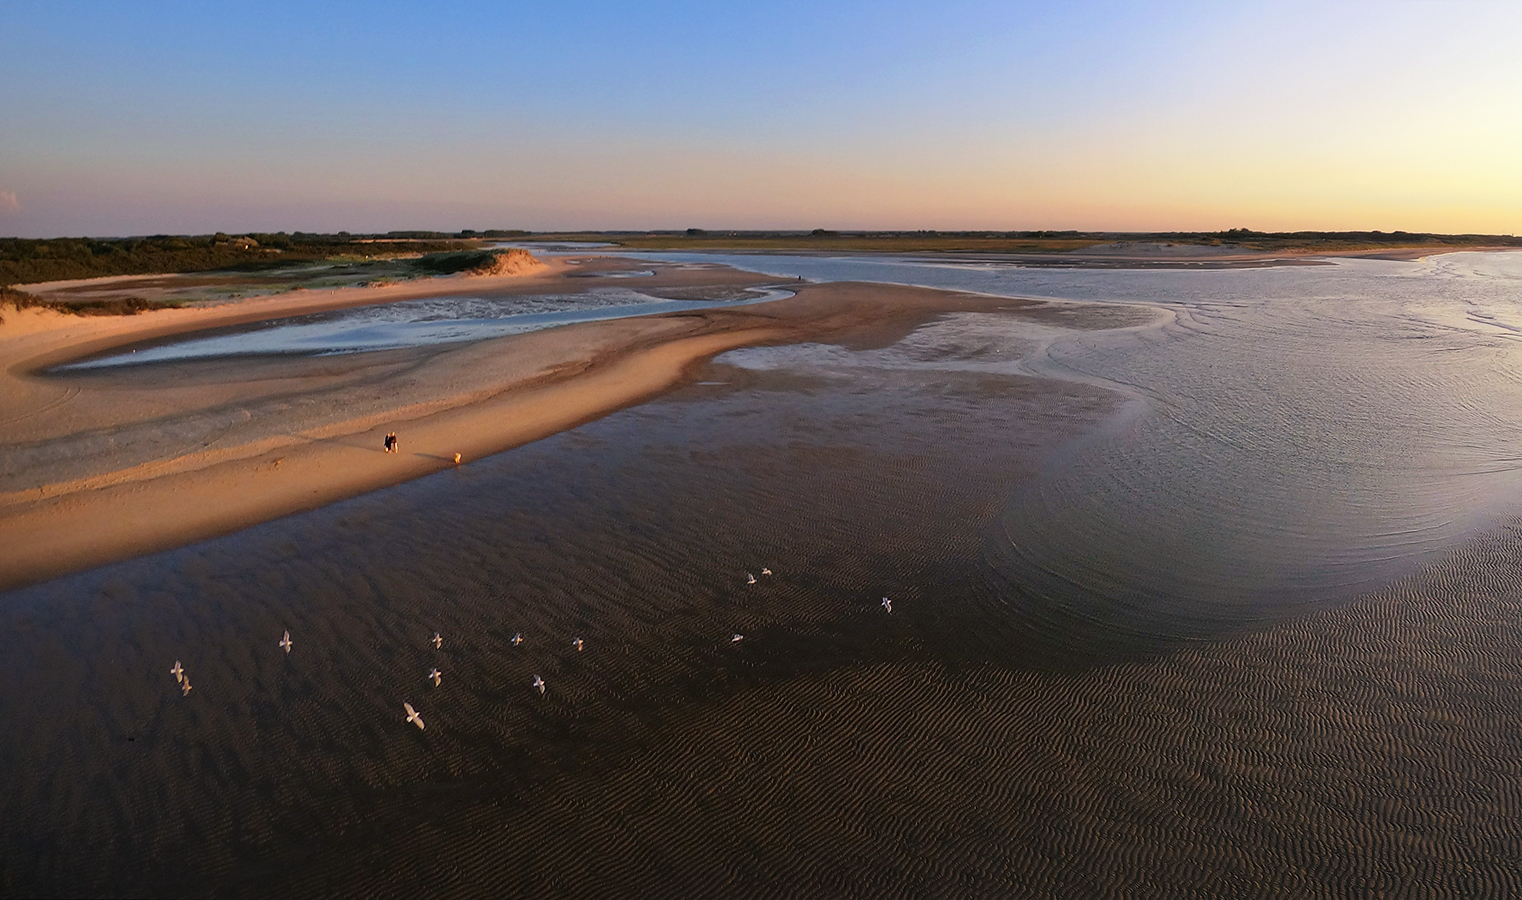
[0,261,1063,592]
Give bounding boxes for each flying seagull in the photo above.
[511,632,523,646]
[746,573,757,585]
[181,677,192,696]
[404,702,425,730]
[532,675,546,696]
[761,568,773,576]
[279,630,292,654]
[170,661,184,683]
[881,596,892,613]
[573,637,584,652]
[429,668,442,687]
[431,632,443,650]
[731,633,744,642]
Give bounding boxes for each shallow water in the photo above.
[6,251,1522,895]
[59,286,791,369]
[652,250,1522,654]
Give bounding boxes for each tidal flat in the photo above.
[4,251,1522,896]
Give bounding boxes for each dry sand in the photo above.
[0,258,1049,591]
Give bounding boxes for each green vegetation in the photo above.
[379,229,528,240]
[0,244,547,320]
[6,227,1519,293]
[409,249,505,275]
[0,233,477,287]
[1200,228,1522,252]
[0,285,182,321]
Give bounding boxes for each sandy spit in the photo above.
[0,259,1039,591]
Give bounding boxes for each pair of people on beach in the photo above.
[383,432,398,453]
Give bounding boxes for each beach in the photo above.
[7,250,1522,897]
[0,269,1162,896]
[0,257,1073,591]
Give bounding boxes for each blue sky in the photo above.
[2,0,1519,237]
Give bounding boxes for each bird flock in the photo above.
[167,565,899,733]
[170,660,189,696]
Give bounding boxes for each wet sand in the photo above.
[0,260,1063,591]
[5,321,1522,896]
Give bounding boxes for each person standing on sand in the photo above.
[384,432,397,453]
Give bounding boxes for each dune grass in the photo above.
[0,285,184,322]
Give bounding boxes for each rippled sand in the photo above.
[5,290,1522,896]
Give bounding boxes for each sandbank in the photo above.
[0,259,1066,591]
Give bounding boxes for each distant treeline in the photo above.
[0,233,482,287]
[591,228,1522,243]
[524,228,1522,254]
[7,228,1518,287]
[1207,228,1522,250]
[376,230,528,240]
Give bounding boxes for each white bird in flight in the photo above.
[511,632,523,646]
[404,702,425,730]
[170,661,184,683]
[882,596,892,613]
[431,632,442,650]
[279,630,292,654]
[429,668,442,687]
[573,637,584,652]
[746,573,757,585]
[731,633,744,642]
[532,675,546,695]
[181,677,192,696]
[761,568,772,576]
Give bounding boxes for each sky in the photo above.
[2,0,1520,237]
